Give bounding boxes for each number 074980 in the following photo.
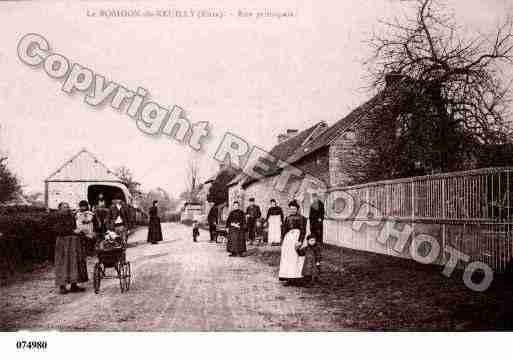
[16,340,47,350]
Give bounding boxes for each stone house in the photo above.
[45,149,132,209]
[227,75,407,218]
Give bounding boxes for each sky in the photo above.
[0,0,511,198]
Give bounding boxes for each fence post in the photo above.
[442,178,446,265]
[411,181,415,254]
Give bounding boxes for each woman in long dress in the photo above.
[147,200,163,244]
[226,201,246,256]
[278,199,307,285]
[53,202,88,294]
[266,199,284,246]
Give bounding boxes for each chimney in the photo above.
[277,129,299,144]
[278,134,288,143]
[385,71,404,88]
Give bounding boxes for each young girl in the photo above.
[192,221,200,242]
[297,234,322,286]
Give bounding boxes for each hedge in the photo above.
[0,208,56,283]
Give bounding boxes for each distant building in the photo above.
[45,149,131,209]
[180,201,203,222]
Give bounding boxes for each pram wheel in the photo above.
[93,262,103,294]
[124,262,131,292]
[118,261,131,293]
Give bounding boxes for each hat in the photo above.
[288,199,300,209]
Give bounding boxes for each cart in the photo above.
[215,225,228,244]
[93,233,131,294]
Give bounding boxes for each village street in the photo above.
[3,223,513,331]
[1,223,350,331]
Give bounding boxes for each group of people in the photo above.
[52,194,131,294]
[218,194,325,286]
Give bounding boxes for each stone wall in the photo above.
[328,131,357,187]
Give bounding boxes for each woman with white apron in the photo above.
[278,199,307,285]
[266,199,284,246]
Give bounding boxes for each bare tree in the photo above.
[365,0,513,172]
[184,158,201,201]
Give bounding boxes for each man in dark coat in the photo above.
[207,205,218,242]
[106,195,131,246]
[245,197,261,245]
[309,193,325,244]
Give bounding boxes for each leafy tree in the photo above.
[26,191,45,207]
[0,156,21,204]
[207,167,239,206]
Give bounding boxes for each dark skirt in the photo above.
[147,217,163,243]
[54,235,88,286]
[310,221,324,244]
[227,227,246,254]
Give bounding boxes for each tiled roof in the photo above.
[46,149,121,182]
[228,82,405,190]
[286,90,394,164]
[268,122,324,162]
[239,122,327,187]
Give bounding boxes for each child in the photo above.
[75,200,95,255]
[255,218,264,246]
[192,221,200,242]
[297,234,322,286]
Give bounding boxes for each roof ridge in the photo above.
[272,121,321,148]
[45,149,87,181]
[45,148,121,182]
[300,121,328,147]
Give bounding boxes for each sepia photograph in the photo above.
[1,0,513,356]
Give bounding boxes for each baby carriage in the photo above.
[216,224,228,244]
[93,231,131,294]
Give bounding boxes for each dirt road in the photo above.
[1,223,348,331]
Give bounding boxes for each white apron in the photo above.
[75,211,95,238]
[268,215,282,245]
[278,229,305,279]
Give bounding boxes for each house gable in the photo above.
[46,149,121,182]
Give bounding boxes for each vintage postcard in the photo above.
[1,0,513,356]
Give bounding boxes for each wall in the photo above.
[329,131,357,187]
[46,181,88,209]
[294,147,330,186]
[46,181,131,209]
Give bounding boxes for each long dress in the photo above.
[52,211,88,286]
[278,213,307,281]
[309,200,325,244]
[266,206,284,246]
[147,205,163,243]
[226,209,246,255]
